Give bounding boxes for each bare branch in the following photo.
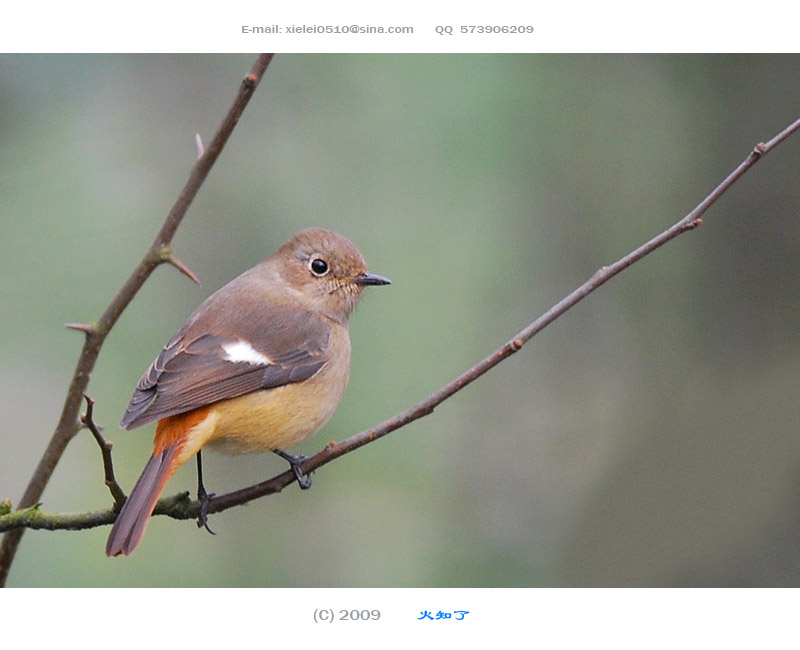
[0,54,275,587]
[200,118,800,515]
[81,395,126,508]
[2,114,797,540]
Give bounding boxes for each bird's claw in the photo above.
[274,449,313,489]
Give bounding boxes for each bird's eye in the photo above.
[309,257,329,277]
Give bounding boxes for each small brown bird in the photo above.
[106,228,390,556]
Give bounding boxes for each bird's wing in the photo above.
[120,293,331,430]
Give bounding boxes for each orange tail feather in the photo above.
[105,442,181,557]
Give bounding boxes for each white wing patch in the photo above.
[222,340,272,366]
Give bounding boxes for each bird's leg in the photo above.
[195,450,216,535]
[273,449,313,490]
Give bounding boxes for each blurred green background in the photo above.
[1,55,799,587]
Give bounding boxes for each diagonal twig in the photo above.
[2,115,796,537]
[197,120,800,516]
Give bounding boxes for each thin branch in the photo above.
[200,121,800,515]
[81,395,126,508]
[2,115,797,538]
[0,54,275,587]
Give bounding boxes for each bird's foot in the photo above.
[274,449,313,489]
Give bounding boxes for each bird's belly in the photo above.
[204,371,348,455]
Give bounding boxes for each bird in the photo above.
[105,227,390,556]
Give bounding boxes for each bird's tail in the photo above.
[105,442,180,557]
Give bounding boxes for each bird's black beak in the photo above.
[354,272,391,286]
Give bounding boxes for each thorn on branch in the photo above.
[157,247,200,284]
[195,133,205,159]
[65,322,97,335]
[81,394,127,508]
[167,254,201,285]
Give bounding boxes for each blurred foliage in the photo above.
[1,54,799,587]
